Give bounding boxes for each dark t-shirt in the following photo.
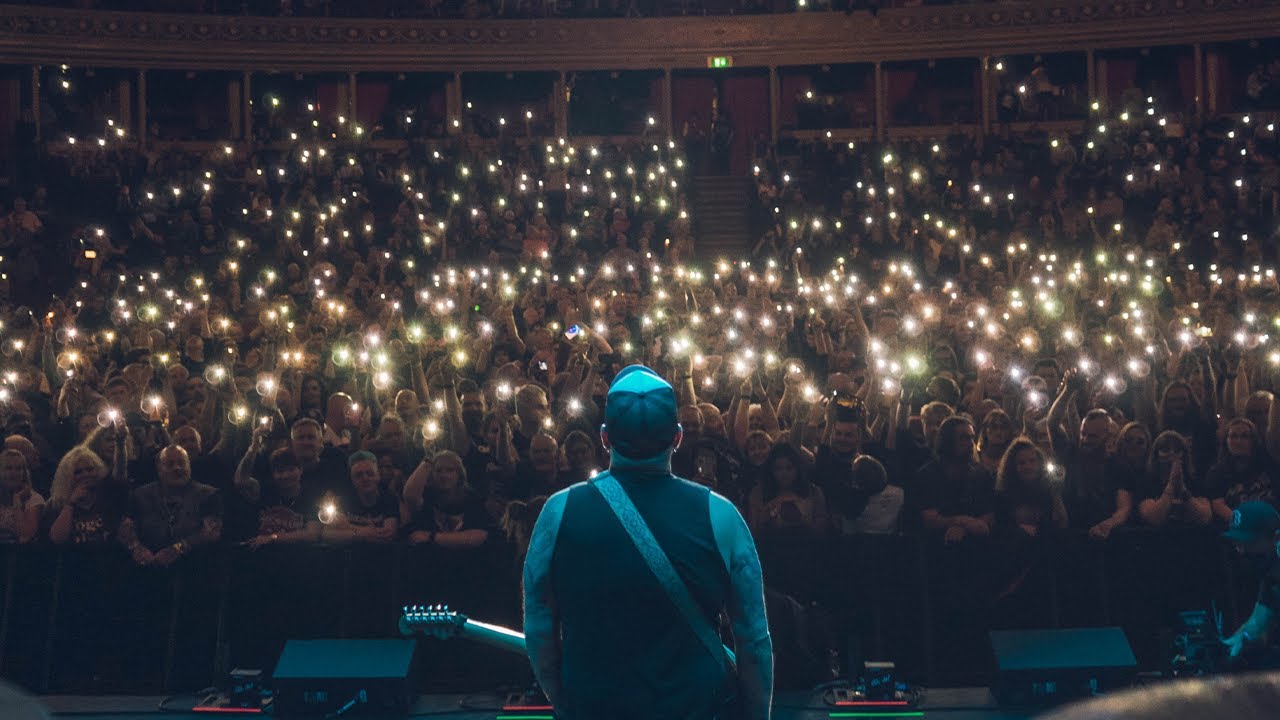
[1205,459,1279,511]
[402,489,491,536]
[47,484,128,545]
[914,459,996,522]
[126,481,222,551]
[339,488,400,528]
[813,444,871,521]
[1053,426,1121,530]
[510,462,568,502]
[255,483,324,536]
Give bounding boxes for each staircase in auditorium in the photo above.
[691,175,753,259]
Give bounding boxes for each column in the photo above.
[873,61,885,141]
[242,71,253,144]
[117,78,132,133]
[1193,43,1205,116]
[554,71,569,138]
[447,71,462,135]
[1206,49,1219,116]
[228,79,242,140]
[30,66,39,141]
[768,65,779,145]
[136,69,147,151]
[661,68,673,135]
[979,56,992,135]
[1096,57,1108,113]
[1085,48,1096,105]
[347,71,358,126]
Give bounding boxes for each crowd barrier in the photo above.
[0,528,1254,694]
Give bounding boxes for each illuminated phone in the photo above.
[564,324,581,340]
[84,250,98,259]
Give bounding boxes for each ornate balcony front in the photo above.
[0,0,1277,72]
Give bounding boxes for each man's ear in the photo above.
[672,424,683,452]
[599,425,611,451]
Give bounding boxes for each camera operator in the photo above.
[1222,501,1280,663]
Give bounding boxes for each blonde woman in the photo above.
[0,449,43,543]
[48,445,127,545]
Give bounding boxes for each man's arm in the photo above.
[1225,601,1275,659]
[523,490,568,708]
[710,493,774,720]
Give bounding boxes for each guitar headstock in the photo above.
[399,604,468,640]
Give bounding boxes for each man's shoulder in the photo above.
[190,481,219,499]
[132,482,161,500]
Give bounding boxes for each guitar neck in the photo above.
[457,618,528,656]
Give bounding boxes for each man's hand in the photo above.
[1088,520,1116,540]
[131,544,155,566]
[243,534,275,550]
[367,525,397,542]
[1223,633,1247,660]
[944,525,968,544]
[152,545,182,567]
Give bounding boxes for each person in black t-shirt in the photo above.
[325,450,398,543]
[1136,430,1213,527]
[917,416,996,544]
[401,450,490,548]
[994,439,1068,536]
[1222,501,1280,661]
[236,434,322,547]
[47,444,128,545]
[1208,418,1279,524]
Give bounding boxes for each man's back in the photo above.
[552,473,731,720]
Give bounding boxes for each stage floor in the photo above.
[38,689,1036,719]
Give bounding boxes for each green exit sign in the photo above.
[708,56,733,69]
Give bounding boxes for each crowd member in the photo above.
[0,449,44,543]
[1207,418,1278,519]
[401,450,490,548]
[119,445,222,566]
[994,438,1068,538]
[917,416,995,545]
[746,443,828,537]
[325,450,400,542]
[1135,431,1214,527]
[47,444,127,545]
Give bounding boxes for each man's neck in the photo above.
[608,448,673,476]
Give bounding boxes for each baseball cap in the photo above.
[603,365,679,459]
[1223,501,1280,543]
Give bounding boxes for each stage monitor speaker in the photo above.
[271,639,415,717]
[990,627,1137,707]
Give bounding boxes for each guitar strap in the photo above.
[592,472,737,677]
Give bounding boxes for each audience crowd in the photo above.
[0,89,1279,624]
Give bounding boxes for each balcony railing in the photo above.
[0,0,1277,71]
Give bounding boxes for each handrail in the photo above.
[0,0,1276,72]
[0,526,1249,692]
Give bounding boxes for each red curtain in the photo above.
[885,69,918,121]
[779,73,810,129]
[1106,59,1138,107]
[672,75,716,140]
[357,82,390,127]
